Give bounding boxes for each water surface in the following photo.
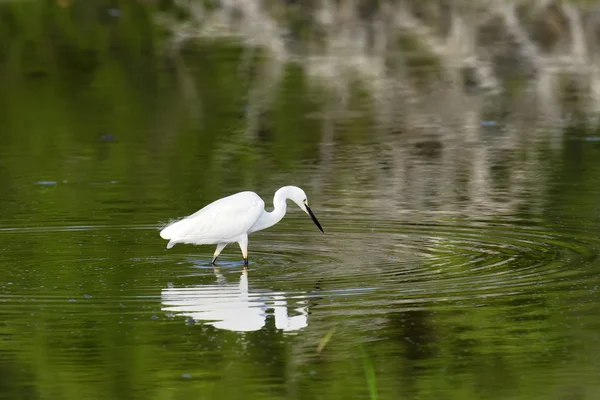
[2,3,600,400]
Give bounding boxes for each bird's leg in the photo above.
[238,235,249,265]
[213,267,227,284]
[211,243,228,265]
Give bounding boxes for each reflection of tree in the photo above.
[161,0,600,129]
[154,0,575,221]
[0,0,581,221]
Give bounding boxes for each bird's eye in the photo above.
[303,199,307,204]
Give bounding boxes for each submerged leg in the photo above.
[211,243,228,265]
[238,235,248,265]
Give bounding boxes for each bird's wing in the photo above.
[160,192,265,244]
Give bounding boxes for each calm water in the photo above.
[2,7,600,400]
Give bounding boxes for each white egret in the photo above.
[159,186,324,264]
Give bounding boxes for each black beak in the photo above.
[306,205,324,233]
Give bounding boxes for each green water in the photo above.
[2,2,600,400]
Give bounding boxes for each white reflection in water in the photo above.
[161,269,308,332]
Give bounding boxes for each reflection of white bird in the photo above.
[161,269,309,332]
[159,186,324,264]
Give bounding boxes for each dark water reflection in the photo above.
[2,8,600,400]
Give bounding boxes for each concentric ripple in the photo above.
[147,214,600,332]
[270,215,600,314]
[1,217,599,332]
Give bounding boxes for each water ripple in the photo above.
[1,217,598,330]
[249,217,600,309]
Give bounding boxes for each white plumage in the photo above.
[160,191,264,248]
[159,186,324,265]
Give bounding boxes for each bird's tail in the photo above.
[159,219,180,240]
[160,219,186,249]
[160,227,171,240]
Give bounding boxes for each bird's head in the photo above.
[285,186,324,233]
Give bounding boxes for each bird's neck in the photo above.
[249,188,289,233]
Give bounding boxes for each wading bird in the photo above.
[159,186,324,265]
